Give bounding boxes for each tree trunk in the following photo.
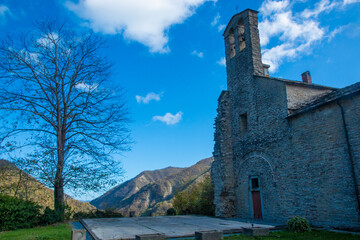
[54,165,65,219]
[55,128,65,220]
[54,83,66,220]
[54,164,65,220]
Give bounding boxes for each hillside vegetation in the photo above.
[91,157,213,216]
[0,160,95,214]
[173,174,214,216]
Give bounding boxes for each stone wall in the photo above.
[212,8,360,229]
[213,8,265,219]
[212,91,235,217]
[342,94,360,216]
[286,95,360,227]
[214,75,360,228]
[231,76,290,222]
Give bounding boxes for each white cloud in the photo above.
[191,50,204,58]
[0,5,10,16]
[259,0,329,72]
[66,0,216,53]
[136,92,162,104]
[260,11,325,47]
[344,0,360,5]
[37,33,60,48]
[217,57,226,66]
[76,82,99,92]
[217,24,226,32]
[153,111,183,125]
[259,0,360,72]
[260,0,290,17]
[344,23,360,38]
[0,5,11,22]
[301,0,339,18]
[210,12,225,32]
[20,49,39,63]
[211,13,220,26]
[328,26,344,41]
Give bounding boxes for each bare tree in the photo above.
[0,20,130,218]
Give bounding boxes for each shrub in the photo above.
[40,207,62,226]
[166,208,176,216]
[198,176,215,216]
[287,216,311,232]
[0,194,41,231]
[39,204,72,225]
[173,175,215,216]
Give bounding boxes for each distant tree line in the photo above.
[172,175,215,216]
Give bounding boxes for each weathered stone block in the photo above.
[195,230,224,240]
[71,229,86,240]
[135,233,166,240]
[243,227,269,236]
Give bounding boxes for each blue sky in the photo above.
[1,0,360,201]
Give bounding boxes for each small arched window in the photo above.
[229,28,236,58]
[238,19,246,51]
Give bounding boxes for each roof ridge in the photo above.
[287,81,360,118]
[255,75,338,90]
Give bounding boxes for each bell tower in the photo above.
[223,9,264,93]
[213,9,266,218]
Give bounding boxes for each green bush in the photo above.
[166,208,176,216]
[39,204,73,226]
[73,208,123,219]
[40,207,62,226]
[197,176,215,216]
[0,194,41,231]
[173,175,215,216]
[0,194,72,231]
[287,216,311,232]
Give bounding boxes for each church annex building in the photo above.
[212,9,360,229]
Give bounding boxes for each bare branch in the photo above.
[0,19,131,214]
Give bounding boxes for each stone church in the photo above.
[212,9,360,228]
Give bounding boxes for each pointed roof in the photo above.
[223,9,259,36]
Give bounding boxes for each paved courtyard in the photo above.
[81,215,275,240]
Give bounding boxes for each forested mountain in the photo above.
[0,159,95,213]
[91,157,213,216]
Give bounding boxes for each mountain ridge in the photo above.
[91,166,184,208]
[91,157,213,216]
[0,159,95,213]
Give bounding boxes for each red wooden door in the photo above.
[251,191,262,219]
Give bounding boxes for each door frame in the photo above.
[249,176,263,219]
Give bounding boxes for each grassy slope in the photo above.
[0,223,71,240]
[0,160,95,213]
[225,230,360,240]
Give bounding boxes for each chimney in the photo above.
[301,71,312,84]
[263,64,270,77]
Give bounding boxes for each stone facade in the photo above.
[212,9,360,229]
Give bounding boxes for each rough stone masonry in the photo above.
[212,8,360,229]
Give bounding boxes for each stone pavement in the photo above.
[80,215,275,240]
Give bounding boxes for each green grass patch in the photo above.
[0,223,71,240]
[224,230,360,240]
